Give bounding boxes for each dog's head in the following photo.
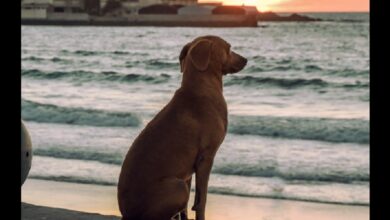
[179,35,247,75]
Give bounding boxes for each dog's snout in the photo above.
[234,51,247,68]
[225,51,247,74]
[233,51,247,63]
[242,56,248,66]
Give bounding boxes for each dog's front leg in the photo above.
[192,153,214,220]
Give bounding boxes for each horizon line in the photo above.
[266,11,370,13]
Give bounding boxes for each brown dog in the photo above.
[118,35,247,220]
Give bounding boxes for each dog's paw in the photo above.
[191,204,199,211]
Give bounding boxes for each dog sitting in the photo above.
[118,35,247,220]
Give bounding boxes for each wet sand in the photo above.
[22,179,369,220]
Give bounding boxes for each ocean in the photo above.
[21,13,369,206]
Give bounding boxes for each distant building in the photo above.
[22,0,53,19]
[23,0,101,15]
[197,2,222,6]
[51,0,84,13]
[84,0,101,15]
[22,0,89,20]
[121,0,197,13]
[124,0,196,7]
[22,0,53,3]
[22,4,51,19]
[101,0,125,15]
[160,0,196,5]
[100,0,108,8]
[178,5,214,15]
[242,5,258,15]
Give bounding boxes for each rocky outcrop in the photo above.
[288,13,322,21]
[258,12,322,22]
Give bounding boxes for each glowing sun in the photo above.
[213,0,288,12]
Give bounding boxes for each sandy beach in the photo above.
[22,203,120,220]
[22,179,369,220]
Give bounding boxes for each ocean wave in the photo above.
[304,64,323,72]
[22,99,369,143]
[327,69,369,77]
[325,19,367,23]
[22,99,140,127]
[245,65,301,73]
[244,66,265,73]
[60,49,100,56]
[146,59,178,68]
[22,56,72,64]
[212,164,368,183]
[206,187,368,206]
[22,56,45,61]
[244,64,368,79]
[33,147,368,184]
[225,76,328,89]
[34,148,123,165]
[22,69,171,84]
[112,51,130,55]
[29,175,115,186]
[60,49,149,57]
[224,75,369,89]
[342,82,369,89]
[244,64,324,73]
[228,115,369,144]
[125,59,178,69]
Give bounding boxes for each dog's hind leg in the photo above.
[142,177,190,220]
[179,176,192,220]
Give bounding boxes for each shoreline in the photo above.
[28,177,369,207]
[22,179,369,220]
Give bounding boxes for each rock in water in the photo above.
[21,120,32,186]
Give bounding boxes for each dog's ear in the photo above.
[188,39,213,72]
[179,42,191,73]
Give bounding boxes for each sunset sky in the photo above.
[199,0,369,12]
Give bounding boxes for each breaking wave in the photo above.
[22,99,141,127]
[22,69,171,84]
[228,115,369,144]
